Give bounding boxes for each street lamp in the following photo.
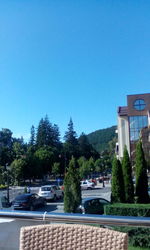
[5,163,10,204]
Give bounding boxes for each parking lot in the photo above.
[0,183,111,250]
[0,182,111,213]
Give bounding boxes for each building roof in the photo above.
[118,106,128,116]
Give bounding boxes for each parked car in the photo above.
[76,197,110,214]
[38,185,63,201]
[80,180,95,190]
[13,193,46,211]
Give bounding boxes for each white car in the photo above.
[80,180,95,190]
[38,185,63,201]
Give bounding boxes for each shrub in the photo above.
[122,146,134,203]
[64,157,81,213]
[135,140,149,203]
[112,226,150,248]
[111,156,125,203]
[105,203,150,217]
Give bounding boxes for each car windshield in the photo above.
[41,187,52,191]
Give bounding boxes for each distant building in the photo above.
[117,93,150,162]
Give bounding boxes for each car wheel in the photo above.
[87,187,92,190]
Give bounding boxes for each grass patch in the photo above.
[129,246,149,250]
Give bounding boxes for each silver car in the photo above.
[38,185,63,201]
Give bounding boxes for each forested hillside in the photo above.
[87,125,117,152]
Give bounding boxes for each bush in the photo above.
[112,226,150,248]
[105,203,150,217]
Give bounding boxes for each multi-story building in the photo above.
[117,93,150,162]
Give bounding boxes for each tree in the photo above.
[94,159,105,174]
[122,146,134,203]
[111,156,125,203]
[29,125,35,146]
[36,116,60,148]
[64,118,79,160]
[78,133,98,159]
[78,157,90,179]
[13,142,25,159]
[64,157,81,213]
[11,158,27,185]
[88,157,95,175]
[135,140,149,203]
[0,128,13,165]
[34,146,54,177]
[52,162,61,177]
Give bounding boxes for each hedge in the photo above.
[104,203,150,217]
[112,226,150,248]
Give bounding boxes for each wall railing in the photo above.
[0,210,150,227]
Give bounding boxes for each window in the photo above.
[129,116,148,141]
[133,99,146,111]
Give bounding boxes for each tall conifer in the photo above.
[64,118,79,159]
[122,146,134,203]
[111,156,125,203]
[64,157,81,213]
[135,140,149,203]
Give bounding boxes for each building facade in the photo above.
[117,93,150,162]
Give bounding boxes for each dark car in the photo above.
[76,197,110,215]
[13,193,46,211]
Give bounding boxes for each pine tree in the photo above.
[64,118,79,159]
[78,133,98,159]
[29,125,35,146]
[36,118,45,147]
[36,116,60,148]
[122,146,134,203]
[64,157,81,213]
[111,156,125,203]
[135,140,149,203]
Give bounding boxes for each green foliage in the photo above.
[34,146,54,176]
[122,146,134,203]
[64,157,81,213]
[64,118,79,160]
[36,115,60,148]
[29,125,35,146]
[11,158,27,185]
[94,159,105,173]
[112,226,150,249]
[52,162,60,176]
[87,126,117,152]
[105,203,150,217]
[13,142,25,159]
[78,133,98,159]
[88,157,95,173]
[78,157,90,179]
[135,140,149,203]
[111,157,125,203]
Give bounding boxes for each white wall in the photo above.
[118,116,130,158]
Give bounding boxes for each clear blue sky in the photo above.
[0,0,150,141]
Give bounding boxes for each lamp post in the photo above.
[5,163,10,203]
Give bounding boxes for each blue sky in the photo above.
[0,0,150,141]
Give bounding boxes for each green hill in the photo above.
[87,125,117,152]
